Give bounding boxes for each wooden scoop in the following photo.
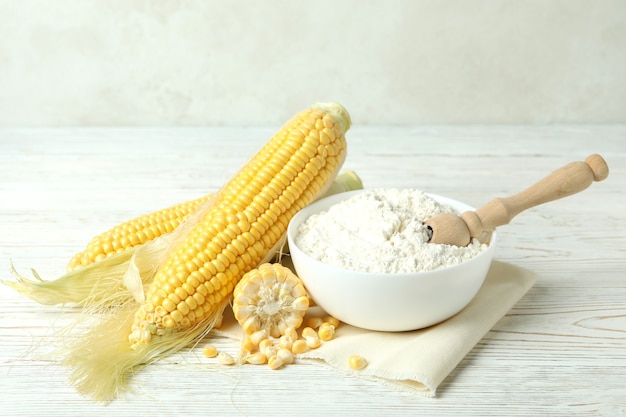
[425,154,609,247]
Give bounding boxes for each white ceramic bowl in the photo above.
[287,189,497,332]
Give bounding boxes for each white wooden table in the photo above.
[1,126,624,416]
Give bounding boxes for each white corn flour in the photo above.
[294,188,488,274]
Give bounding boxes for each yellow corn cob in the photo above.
[128,103,348,345]
[68,168,360,271]
[3,170,362,307]
[2,196,211,307]
[66,196,211,271]
[3,195,211,307]
[63,102,350,401]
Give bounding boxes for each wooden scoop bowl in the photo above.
[424,154,609,247]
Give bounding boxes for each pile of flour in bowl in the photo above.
[294,188,488,274]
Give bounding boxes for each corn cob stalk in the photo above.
[63,102,350,401]
[3,170,362,307]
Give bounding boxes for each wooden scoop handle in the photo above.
[426,154,609,246]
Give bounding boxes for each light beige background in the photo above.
[0,0,624,126]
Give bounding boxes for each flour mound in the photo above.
[294,189,488,274]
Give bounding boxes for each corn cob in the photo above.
[3,170,362,307]
[69,168,360,272]
[63,102,350,401]
[3,196,211,307]
[66,196,211,271]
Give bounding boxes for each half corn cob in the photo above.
[233,263,309,338]
[4,171,362,307]
[230,263,340,368]
[63,102,350,401]
[233,263,309,364]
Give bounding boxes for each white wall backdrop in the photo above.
[0,0,624,126]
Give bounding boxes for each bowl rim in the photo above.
[287,188,497,279]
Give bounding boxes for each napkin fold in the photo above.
[214,260,537,397]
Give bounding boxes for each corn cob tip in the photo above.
[313,102,351,134]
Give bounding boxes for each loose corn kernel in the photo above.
[250,329,268,347]
[301,327,316,338]
[241,336,255,353]
[258,338,273,351]
[245,352,267,365]
[284,327,298,341]
[217,351,235,366]
[306,317,324,329]
[291,339,309,354]
[276,348,294,365]
[302,326,321,349]
[318,323,335,341]
[268,355,284,370]
[278,333,295,350]
[323,316,340,328]
[259,339,277,358]
[202,345,218,358]
[348,355,368,370]
[305,337,320,349]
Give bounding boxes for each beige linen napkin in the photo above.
[215,260,537,397]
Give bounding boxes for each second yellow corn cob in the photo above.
[66,195,212,272]
[4,172,361,307]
